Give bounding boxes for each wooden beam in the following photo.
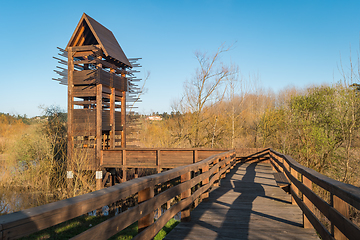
[271,149,360,211]
[201,164,209,201]
[138,186,154,232]
[67,47,74,170]
[291,167,298,205]
[156,150,161,173]
[73,50,95,58]
[333,195,350,240]
[109,73,115,149]
[213,159,219,187]
[71,45,99,52]
[72,23,86,47]
[0,151,235,239]
[303,175,313,229]
[96,84,102,170]
[181,171,191,222]
[121,91,126,147]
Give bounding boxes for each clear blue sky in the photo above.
[1,0,360,117]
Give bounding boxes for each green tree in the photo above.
[289,86,345,173]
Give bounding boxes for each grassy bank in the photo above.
[20,214,179,240]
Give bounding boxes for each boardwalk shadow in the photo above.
[167,160,302,239]
[214,161,266,239]
[214,161,300,239]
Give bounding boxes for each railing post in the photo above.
[134,168,138,178]
[181,171,191,222]
[156,150,161,173]
[220,157,226,179]
[166,181,171,210]
[193,171,199,208]
[122,150,127,183]
[157,185,162,218]
[193,150,198,163]
[138,186,154,233]
[213,158,220,187]
[269,152,276,171]
[333,194,349,240]
[302,175,313,229]
[95,170,103,190]
[275,155,281,171]
[122,168,127,183]
[290,167,298,205]
[201,164,210,201]
[230,153,235,169]
[226,155,231,173]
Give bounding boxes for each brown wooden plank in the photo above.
[110,86,115,149]
[72,129,96,136]
[73,69,96,86]
[160,151,193,166]
[120,88,126,147]
[165,161,319,240]
[99,70,127,91]
[73,50,95,58]
[73,109,96,120]
[72,163,218,240]
[67,47,74,170]
[138,186,154,232]
[333,195,350,240]
[303,175,313,229]
[0,151,235,239]
[273,172,290,188]
[285,163,360,240]
[181,171,191,222]
[291,188,333,240]
[69,45,99,52]
[102,150,122,165]
[197,150,226,161]
[126,150,157,166]
[96,84,102,170]
[134,169,218,240]
[270,150,360,211]
[72,85,96,97]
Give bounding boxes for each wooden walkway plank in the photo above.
[164,161,319,240]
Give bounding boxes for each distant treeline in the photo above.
[137,83,360,187]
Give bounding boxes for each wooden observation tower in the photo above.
[53,13,141,175]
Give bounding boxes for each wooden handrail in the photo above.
[269,149,360,240]
[0,150,236,240]
[5,148,358,239]
[100,148,230,169]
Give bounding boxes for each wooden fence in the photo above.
[100,148,230,169]
[2,148,360,239]
[269,149,360,240]
[0,150,236,240]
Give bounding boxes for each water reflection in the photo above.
[1,189,181,224]
[0,188,56,215]
[87,204,181,221]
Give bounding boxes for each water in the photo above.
[1,187,181,223]
[87,204,181,221]
[0,188,56,215]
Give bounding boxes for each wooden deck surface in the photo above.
[164,161,319,240]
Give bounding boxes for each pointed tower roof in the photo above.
[66,13,131,67]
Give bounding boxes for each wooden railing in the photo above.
[269,149,360,240]
[101,148,230,169]
[0,150,236,240]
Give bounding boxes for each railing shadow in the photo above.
[169,159,302,239]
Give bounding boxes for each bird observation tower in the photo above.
[53,13,142,173]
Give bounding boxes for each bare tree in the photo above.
[180,43,238,147]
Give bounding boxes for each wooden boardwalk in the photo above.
[165,161,320,240]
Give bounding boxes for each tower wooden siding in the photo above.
[64,13,132,170]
